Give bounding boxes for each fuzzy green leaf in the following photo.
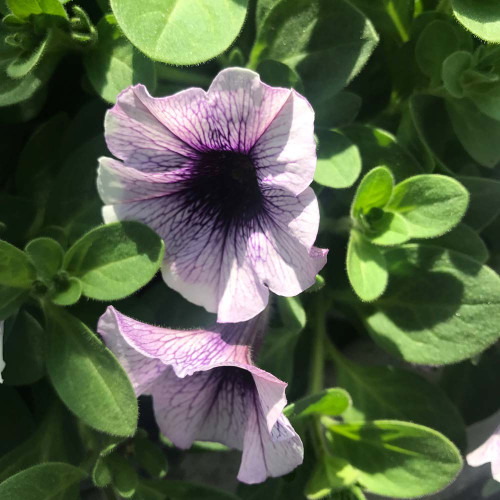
[46,306,138,436]
[110,0,249,65]
[363,244,500,365]
[84,15,156,103]
[315,131,362,189]
[385,174,469,239]
[346,232,388,302]
[452,0,500,43]
[0,462,86,500]
[325,420,462,498]
[64,221,164,301]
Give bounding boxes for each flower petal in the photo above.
[239,411,303,484]
[151,367,245,449]
[151,363,299,483]
[97,307,268,377]
[97,157,186,204]
[105,85,197,162]
[253,89,316,195]
[97,311,167,396]
[467,426,500,468]
[103,189,270,322]
[133,68,292,153]
[249,187,328,296]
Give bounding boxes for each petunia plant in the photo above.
[0,0,500,499]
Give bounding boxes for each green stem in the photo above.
[309,296,326,395]
[386,1,409,43]
[437,0,452,14]
[308,295,328,455]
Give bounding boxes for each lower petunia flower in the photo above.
[467,424,500,482]
[97,67,327,323]
[97,306,303,484]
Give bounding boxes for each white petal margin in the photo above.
[0,321,4,383]
[253,89,316,196]
[250,187,328,297]
[467,424,500,482]
[97,306,267,378]
[131,68,293,153]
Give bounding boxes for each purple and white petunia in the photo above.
[97,306,303,484]
[97,68,327,323]
[467,424,500,482]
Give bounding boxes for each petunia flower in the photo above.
[97,306,303,484]
[97,68,327,323]
[0,321,4,383]
[467,424,500,482]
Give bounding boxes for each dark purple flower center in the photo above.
[185,150,264,225]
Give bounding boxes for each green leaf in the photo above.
[367,211,410,246]
[314,91,361,129]
[0,240,36,288]
[259,326,299,382]
[470,90,500,123]
[134,437,168,479]
[107,454,138,498]
[348,0,413,44]
[284,388,351,419]
[110,0,248,65]
[92,456,112,487]
[351,166,393,219]
[446,96,500,168]
[315,131,362,189]
[332,352,466,448]
[256,0,277,27]
[441,347,500,425]
[16,113,68,199]
[452,0,500,43]
[459,176,500,231]
[3,311,45,385]
[442,51,472,98]
[25,237,64,281]
[408,94,461,172]
[64,221,164,301]
[346,232,388,302]
[51,277,82,306]
[0,462,86,500]
[363,244,500,364]
[0,385,34,456]
[305,455,359,499]
[84,15,156,104]
[385,174,469,239]
[325,420,463,498]
[0,47,60,107]
[6,33,51,79]
[0,195,37,246]
[45,135,106,237]
[424,222,489,264]
[277,295,306,333]
[6,0,67,18]
[251,0,378,103]
[0,400,82,483]
[342,125,424,183]
[46,306,138,436]
[256,59,304,92]
[0,240,36,320]
[415,20,460,80]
